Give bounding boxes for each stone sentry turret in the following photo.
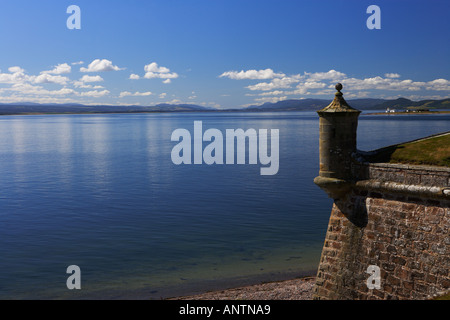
[312,85,450,300]
[314,83,361,200]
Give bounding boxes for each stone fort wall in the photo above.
[313,162,450,300]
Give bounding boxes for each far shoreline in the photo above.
[1,109,450,117]
[366,110,450,115]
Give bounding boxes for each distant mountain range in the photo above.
[0,103,213,115]
[243,97,450,112]
[0,97,449,115]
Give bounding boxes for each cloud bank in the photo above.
[220,68,450,105]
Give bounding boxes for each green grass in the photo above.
[366,133,450,167]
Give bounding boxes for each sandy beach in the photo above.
[170,277,316,300]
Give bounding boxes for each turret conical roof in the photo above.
[318,83,361,113]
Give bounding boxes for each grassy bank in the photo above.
[365,133,450,167]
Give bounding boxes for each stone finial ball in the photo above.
[335,83,343,91]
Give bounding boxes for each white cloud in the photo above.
[159,93,167,99]
[0,64,114,103]
[1,67,69,86]
[51,88,76,95]
[143,62,178,82]
[219,68,285,80]
[145,62,170,74]
[344,91,370,99]
[259,90,285,96]
[425,79,450,91]
[119,91,131,97]
[80,90,110,97]
[288,81,328,95]
[41,63,71,75]
[246,77,299,91]
[73,83,105,89]
[73,82,91,88]
[145,71,178,79]
[2,83,76,97]
[304,81,326,89]
[254,96,288,104]
[0,69,31,84]
[119,91,152,98]
[119,91,132,97]
[0,91,79,104]
[220,67,449,100]
[79,75,104,83]
[34,73,69,85]
[80,59,122,72]
[129,74,140,80]
[162,79,171,84]
[72,61,84,65]
[304,70,346,81]
[385,73,400,78]
[8,66,25,73]
[341,77,425,91]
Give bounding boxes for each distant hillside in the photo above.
[369,98,450,111]
[244,98,388,111]
[243,98,450,112]
[0,97,449,115]
[0,103,212,115]
[245,99,329,111]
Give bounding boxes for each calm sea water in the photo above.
[0,111,449,299]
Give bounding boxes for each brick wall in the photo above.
[313,163,450,300]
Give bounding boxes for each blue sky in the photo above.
[0,0,449,108]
